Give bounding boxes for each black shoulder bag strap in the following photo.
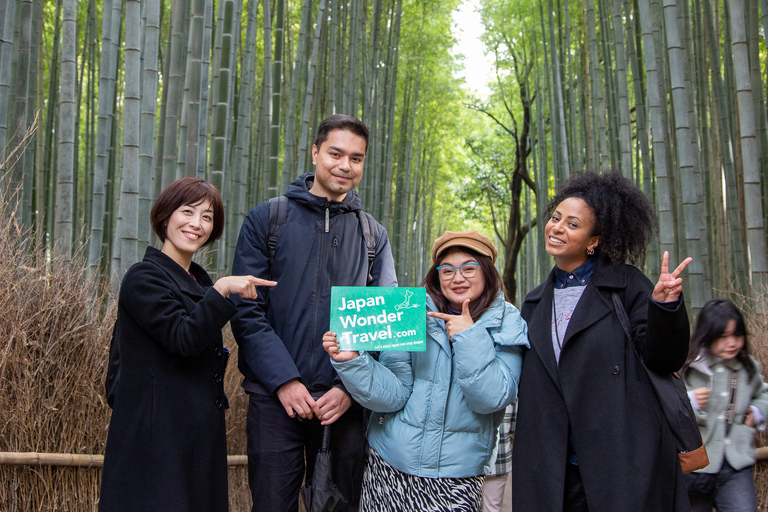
[611,292,708,473]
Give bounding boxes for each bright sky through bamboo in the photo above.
[452,0,492,99]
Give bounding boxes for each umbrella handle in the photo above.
[322,425,332,451]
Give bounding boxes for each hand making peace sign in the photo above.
[427,299,474,340]
[652,251,692,303]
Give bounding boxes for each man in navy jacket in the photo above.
[231,114,397,512]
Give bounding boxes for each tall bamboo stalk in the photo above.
[284,0,311,181]
[611,0,633,178]
[662,0,706,310]
[638,0,674,261]
[116,0,141,275]
[182,0,208,178]
[87,0,121,279]
[267,0,284,196]
[227,0,260,266]
[0,0,16,177]
[9,0,32,227]
[729,0,768,292]
[586,0,609,169]
[547,0,569,180]
[138,0,160,253]
[297,0,327,175]
[160,0,188,190]
[54,0,76,259]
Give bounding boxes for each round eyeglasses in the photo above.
[436,262,480,280]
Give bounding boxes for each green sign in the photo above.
[330,287,426,351]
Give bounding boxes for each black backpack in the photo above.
[267,195,380,284]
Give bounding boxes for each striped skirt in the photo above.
[360,448,484,512]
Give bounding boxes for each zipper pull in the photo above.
[325,205,330,233]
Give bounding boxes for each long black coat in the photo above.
[100,247,236,512]
[512,261,691,512]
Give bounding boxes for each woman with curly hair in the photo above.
[512,171,693,512]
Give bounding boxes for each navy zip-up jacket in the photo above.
[230,173,398,394]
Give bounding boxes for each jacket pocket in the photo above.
[726,423,757,469]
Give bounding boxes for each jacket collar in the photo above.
[554,257,597,289]
[284,173,362,216]
[143,246,212,299]
[690,353,744,376]
[524,259,628,389]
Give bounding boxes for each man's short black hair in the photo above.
[314,114,370,153]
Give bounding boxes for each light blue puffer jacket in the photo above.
[332,291,528,478]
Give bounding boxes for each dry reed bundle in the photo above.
[0,197,252,510]
[222,332,253,511]
[732,292,768,511]
[0,204,115,510]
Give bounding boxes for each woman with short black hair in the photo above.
[513,170,693,512]
[100,178,275,512]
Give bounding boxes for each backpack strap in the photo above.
[269,197,379,284]
[356,210,380,285]
[268,196,289,263]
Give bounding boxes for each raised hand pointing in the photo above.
[427,299,474,340]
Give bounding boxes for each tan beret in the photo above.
[431,230,498,264]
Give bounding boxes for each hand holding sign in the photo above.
[323,331,360,362]
[426,299,474,340]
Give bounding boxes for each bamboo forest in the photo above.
[2,0,768,308]
[3,0,768,508]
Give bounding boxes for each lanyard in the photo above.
[552,297,563,351]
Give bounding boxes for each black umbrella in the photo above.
[300,425,348,512]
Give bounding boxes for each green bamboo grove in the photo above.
[464,0,768,312]
[0,0,463,290]
[1,0,768,312]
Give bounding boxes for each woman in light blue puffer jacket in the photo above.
[323,230,528,512]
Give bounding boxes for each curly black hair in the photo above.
[547,170,657,266]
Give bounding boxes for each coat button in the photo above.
[612,366,621,375]
[215,399,223,409]
[214,373,223,383]
[214,347,222,357]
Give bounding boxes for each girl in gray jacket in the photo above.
[683,299,768,512]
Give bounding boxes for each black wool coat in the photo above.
[100,246,236,512]
[512,261,691,512]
